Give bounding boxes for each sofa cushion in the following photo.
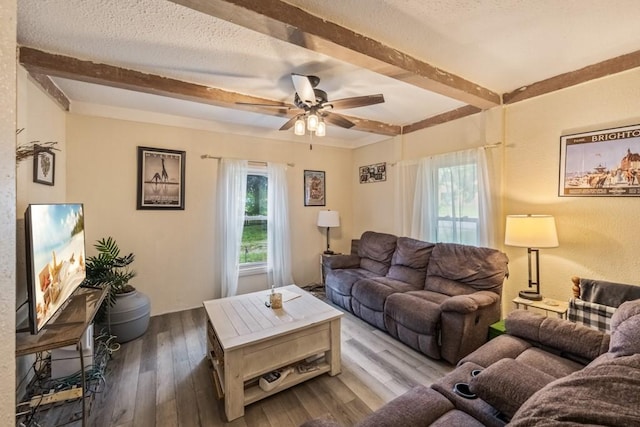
[609,299,640,357]
[356,386,457,427]
[425,243,509,295]
[385,292,441,333]
[386,237,435,287]
[510,354,640,426]
[515,347,584,378]
[357,231,397,276]
[325,268,378,296]
[505,309,609,362]
[352,277,421,311]
[469,358,556,420]
[459,334,532,368]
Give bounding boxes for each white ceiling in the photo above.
[17,0,640,148]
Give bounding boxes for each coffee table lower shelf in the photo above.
[209,353,330,404]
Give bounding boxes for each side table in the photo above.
[320,253,342,285]
[512,297,568,318]
[488,319,506,340]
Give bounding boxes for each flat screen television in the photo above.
[24,203,87,334]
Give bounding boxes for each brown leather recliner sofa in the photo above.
[323,231,509,364]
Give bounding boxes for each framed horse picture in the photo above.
[137,146,186,209]
[559,123,640,197]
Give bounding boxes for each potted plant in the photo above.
[84,237,150,343]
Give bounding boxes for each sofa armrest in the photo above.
[440,291,500,314]
[323,254,361,270]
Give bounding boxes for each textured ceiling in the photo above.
[17,0,640,147]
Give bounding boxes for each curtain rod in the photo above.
[388,142,502,166]
[200,154,295,167]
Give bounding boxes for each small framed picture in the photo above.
[304,170,326,206]
[137,146,186,210]
[33,145,55,186]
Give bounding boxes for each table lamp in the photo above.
[317,210,340,254]
[505,214,559,301]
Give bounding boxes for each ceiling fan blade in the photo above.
[327,94,385,110]
[236,101,290,109]
[279,115,300,131]
[323,112,355,129]
[291,74,316,106]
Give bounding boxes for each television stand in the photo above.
[16,286,109,426]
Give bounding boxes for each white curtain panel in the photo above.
[216,158,248,297]
[394,160,419,238]
[412,148,494,247]
[267,162,294,288]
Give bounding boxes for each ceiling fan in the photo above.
[238,73,385,135]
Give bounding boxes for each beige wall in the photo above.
[502,68,640,309]
[66,114,354,315]
[352,108,505,244]
[1,0,17,422]
[354,70,640,316]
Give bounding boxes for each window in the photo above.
[436,162,479,245]
[240,169,268,267]
[412,148,493,247]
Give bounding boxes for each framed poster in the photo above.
[33,145,55,186]
[359,162,387,183]
[304,170,326,206]
[559,124,640,196]
[137,146,186,209]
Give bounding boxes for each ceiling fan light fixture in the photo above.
[307,113,319,131]
[294,117,306,135]
[316,120,326,137]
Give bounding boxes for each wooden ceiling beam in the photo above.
[504,49,640,104]
[402,105,481,134]
[27,72,70,111]
[169,0,501,110]
[18,47,400,136]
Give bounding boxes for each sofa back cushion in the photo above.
[424,243,509,296]
[358,231,398,276]
[386,237,435,287]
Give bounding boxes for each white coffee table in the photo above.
[203,284,343,421]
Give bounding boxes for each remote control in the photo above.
[259,367,293,392]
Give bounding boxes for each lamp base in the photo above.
[518,290,543,301]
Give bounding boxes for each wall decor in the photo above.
[359,162,386,184]
[33,145,55,186]
[137,146,186,209]
[559,123,640,197]
[304,170,326,206]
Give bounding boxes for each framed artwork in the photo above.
[33,145,55,186]
[137,146,186,209]
[559,123,640,197]
[359,162,387,183]
[304,170,326,206]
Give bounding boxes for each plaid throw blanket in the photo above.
[568,298,616,333]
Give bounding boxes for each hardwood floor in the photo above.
[39,299,453,426]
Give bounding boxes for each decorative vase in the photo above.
[109,289,151,343]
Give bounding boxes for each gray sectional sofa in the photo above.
[323,231,509,364]
[302,298,640,426]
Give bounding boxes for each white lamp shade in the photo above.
[294,117,306,135]
[307,113,319,131]
[505,215,559,248]
[317,210,340,227]
[315,120,326,137]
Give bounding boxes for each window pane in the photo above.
[436,163,479,245]
[240,174,268,264]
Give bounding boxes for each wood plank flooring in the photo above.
[36,299,453,426]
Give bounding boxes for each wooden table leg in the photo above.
[327,318,341,376]
[224,350,244,421]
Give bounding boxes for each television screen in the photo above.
[25,203,87,334]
